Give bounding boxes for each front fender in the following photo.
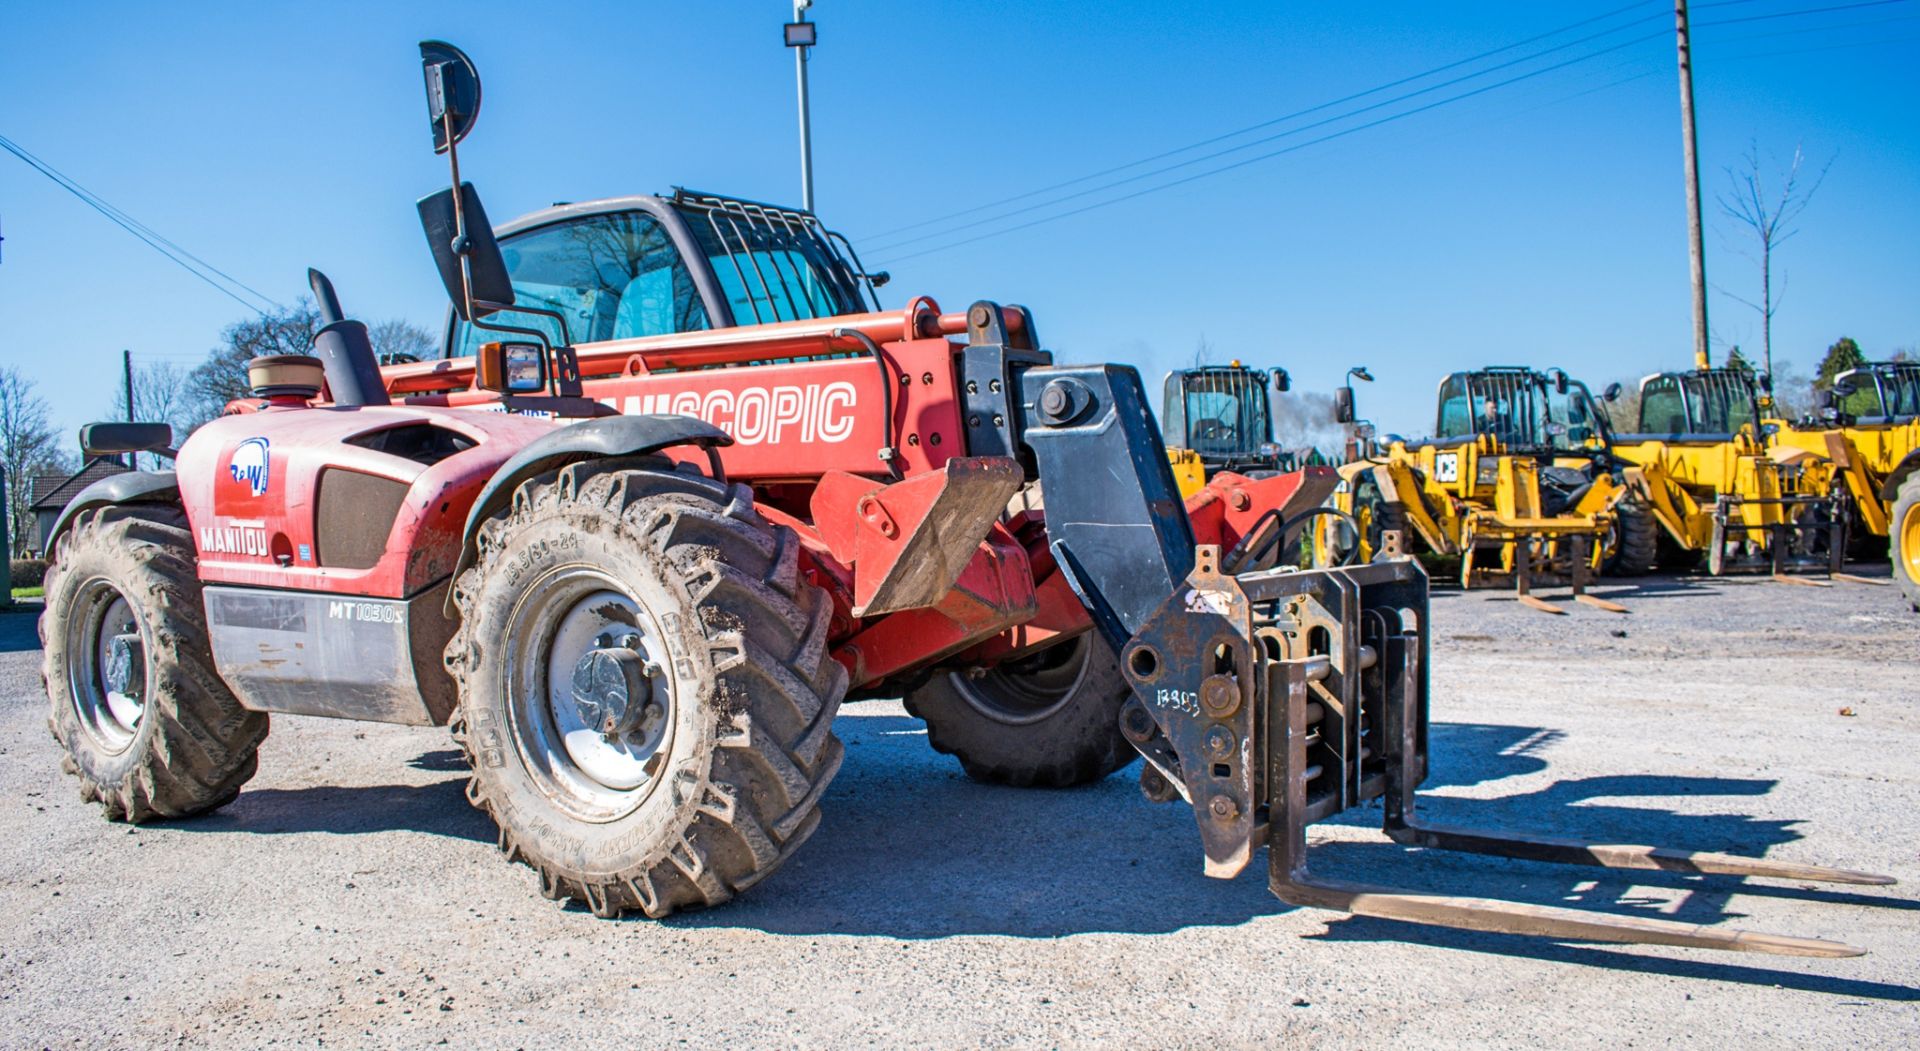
[45,471,180,558]
[1880,448,1920,502]
[447,415,734,594]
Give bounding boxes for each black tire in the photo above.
[1602,498,1659,577]
[1892,473,1920,612]
[1353,472,1411,561]
[445,460,846,918]
[903,632,1136,788]
[1655,530,1703,572]
[40,505,269,822]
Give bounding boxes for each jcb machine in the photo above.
[1160,362,1310,498]
[38,43,1895,954]
[1772,361,1920,608]
[1338,367,1636,612]
[1610,366,1846,578]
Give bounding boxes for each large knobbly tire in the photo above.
[1892,473,1920,612]
[1603,497,1659,577]
[903,633,1136,788]
[445,459,846,918]
[40,505,269,822]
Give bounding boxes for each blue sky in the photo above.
[2,1,1915,445]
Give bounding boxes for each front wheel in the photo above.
[903,632,1137,788]
[446,461,847,917]
[1892,473,1920,612]
[1602,498,1659,577]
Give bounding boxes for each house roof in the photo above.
[29,460,128,512]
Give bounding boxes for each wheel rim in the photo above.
[66,578,146,753]
[505,568,677,823]
[949,634,1094,726]
[1901,500,1920,587]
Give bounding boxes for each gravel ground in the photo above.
[1,569,1916,1049]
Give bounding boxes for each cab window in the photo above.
[1435,375,1473,438]
[451,210,709,358]
[1639,377,1686,434]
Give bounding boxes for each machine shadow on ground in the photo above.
[658,710,1909,992]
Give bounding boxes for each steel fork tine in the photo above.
[1271,871,1867,957]
[1384,819,1896,887]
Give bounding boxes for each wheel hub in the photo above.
[105,633,145,700]
[571,635,661,740]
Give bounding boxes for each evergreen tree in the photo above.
[1814,336,1866,390]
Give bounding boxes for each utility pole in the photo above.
[123,349,136,469]
[1675,0,1710,370]
[784,1,818,213]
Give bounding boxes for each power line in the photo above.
[0,132,281,315]
[856,1,1666,245]
[863,5,1675,256]
[868,1,1912,265]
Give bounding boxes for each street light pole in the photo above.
[785,1,817,213]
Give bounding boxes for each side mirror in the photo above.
[476,342,548,394]
[1333,386,1355,424]
[1812,387,1835,411]
[1758,373,1774,393]
[1272,368,1291,392]
[418,183,515,320]
[420,40,482,154]
[80,422,174,460]
[1553,372,1570,395]
[1603,382,1622,403]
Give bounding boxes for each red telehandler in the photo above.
[39,42,1894,955]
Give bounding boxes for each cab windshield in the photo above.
[1180,374,1271,456]
[1844,365,1920,418]
[1434,372,1606,452]
[450,210,710,358]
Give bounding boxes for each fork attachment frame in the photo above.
[1118,547,1893,958]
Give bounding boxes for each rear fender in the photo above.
[44,471,180,558]
[447,415,733,596]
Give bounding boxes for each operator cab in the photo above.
[442,189,886,358]
[1828,361,1920,423]
[1633,368,1764,440]
[1160,363,1295,473]
[1433,367,1612,455]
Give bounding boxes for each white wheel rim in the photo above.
[506,570,678,823]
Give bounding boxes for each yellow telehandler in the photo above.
[1770,361,1920,608]
[1336,367,1635,613]
[1160,362,1315,497]
[1608,366,1846,579]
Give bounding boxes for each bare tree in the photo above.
[109,361,193,469]
[1716,142,1831,379]
[1,367,64,551]
[369,319,437,363]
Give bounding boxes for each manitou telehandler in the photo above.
[39,41,1896,955]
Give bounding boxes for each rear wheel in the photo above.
[40,505,269,821]
[904,632,1136,788]
[1892,473,1920,612]
[1602,498,1659,577]
[446,461,846,917]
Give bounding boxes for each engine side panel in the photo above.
[175,406,554,598]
